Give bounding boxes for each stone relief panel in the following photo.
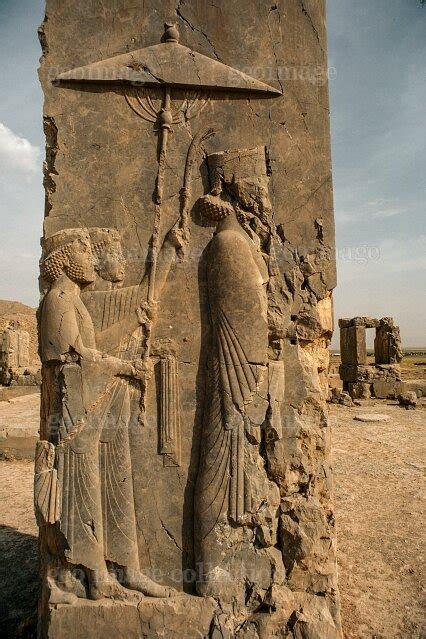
[37,3,341,637]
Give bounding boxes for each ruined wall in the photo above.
[38,1,340,636]
[339,317,402,399]
[0,322,40,386]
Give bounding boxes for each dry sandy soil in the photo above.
[0,459,38,637]
[0,400,424,638]
[0,393,40,460]
[332,401,425,638]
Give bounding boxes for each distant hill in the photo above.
[0,300,36,316]
[0,300,39,364]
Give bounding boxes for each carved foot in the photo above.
[123,568,177,598]
[47,577,79,605]
[88,570,141,602]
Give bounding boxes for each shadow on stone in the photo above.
[0,524,39,638]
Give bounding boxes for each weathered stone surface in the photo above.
[340,325,366,365]
[397,392,417,410]
[339,364,374,384]
[400,379,426,398]
[338,317,379,329]
[354,414,391,423]
[42,595,216,639]
[329,388,353,406]
[372,378,398,400]
[375,320,403,365]
[338,318,351,329]
[328,373,343,393]
[0,393,40,460]
[375,364,402,381]
[36,2,341,637]
[233,587,341,638]
[347,382,371,400]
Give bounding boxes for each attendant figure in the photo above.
[36,227,175,602]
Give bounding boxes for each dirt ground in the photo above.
[0,401,424,638]
[332,400,425,638]
[0,459,38,638]
[0,393,40,460]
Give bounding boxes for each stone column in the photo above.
[375,317,403,364]
[37,1,341,637]
[340,324,367,365]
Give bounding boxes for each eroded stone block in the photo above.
[347,382,371,400]
[41,596,216,639]
[340,325,367,365]
[375,320,403,364]
[339,364,375,384]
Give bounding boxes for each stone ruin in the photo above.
[0,321,40,387]
[35,2,342,637]
[339,316,402,399]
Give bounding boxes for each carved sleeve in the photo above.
[40,291,87,362]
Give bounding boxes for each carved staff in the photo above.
[154,87,172,205]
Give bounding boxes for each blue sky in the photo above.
[0,0,424,346]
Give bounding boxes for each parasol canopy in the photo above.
[55,40,281,96]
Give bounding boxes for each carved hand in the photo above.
[165,223,189,252]
[137,301,157,326]
[131,358,153,381]
[119,360,137,377]
[96,355,136,378]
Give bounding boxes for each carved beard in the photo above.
[95,258,125,283]
[226,181,272,227]
[65,260,93,283]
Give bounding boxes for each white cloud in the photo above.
[366,199,408,220]
[336,197,409,224]
[0,122,40,174]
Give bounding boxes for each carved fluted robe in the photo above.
[195,221,269,581]
[37,287,140,572]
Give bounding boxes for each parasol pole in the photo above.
[148,86,173,305]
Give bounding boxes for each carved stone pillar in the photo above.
[375,317,403,365]
[159,355,181,467]
[340,325,367,366]
[37,1,341,637]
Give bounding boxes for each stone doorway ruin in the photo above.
[339,317,403,399]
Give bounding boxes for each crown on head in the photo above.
[207,146,268,193]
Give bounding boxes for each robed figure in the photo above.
[195,148,281,599]
[36,227,176,603]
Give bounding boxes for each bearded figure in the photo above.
[36,227,174,604]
